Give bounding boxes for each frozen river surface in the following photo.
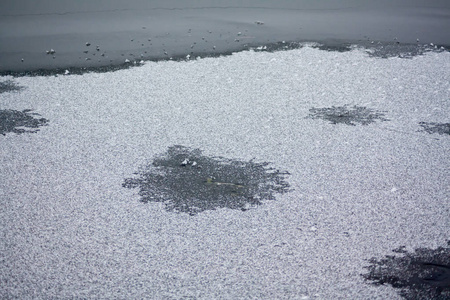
[1,45,449,299]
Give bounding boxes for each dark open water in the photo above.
[0,0,449,73]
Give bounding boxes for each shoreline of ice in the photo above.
[1,41,449,77]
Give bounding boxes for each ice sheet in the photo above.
[1,46,449,299]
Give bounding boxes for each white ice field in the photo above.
[1,45,449,299]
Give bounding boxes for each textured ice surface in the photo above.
[1,46,449,299]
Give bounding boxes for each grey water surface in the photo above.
[1,0,449,73]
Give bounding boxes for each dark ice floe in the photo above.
[123,145,290,215]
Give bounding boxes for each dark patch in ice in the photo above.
[0,109,49,135]
[309,41,449,58]
[362,245,450,300]
[307,105,389,126]
[312,44,353,53]
[364,43,449,59]
[123,145,290,215]
[0,80,24,93]
[419,122,450,136]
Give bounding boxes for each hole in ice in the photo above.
[419,122,450,136]
[123,145,291,215]
[0,109,49,135]
[0,80,24,94]
[307,105,389,126]
[362,243,450,299]
[312,44,352,53]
